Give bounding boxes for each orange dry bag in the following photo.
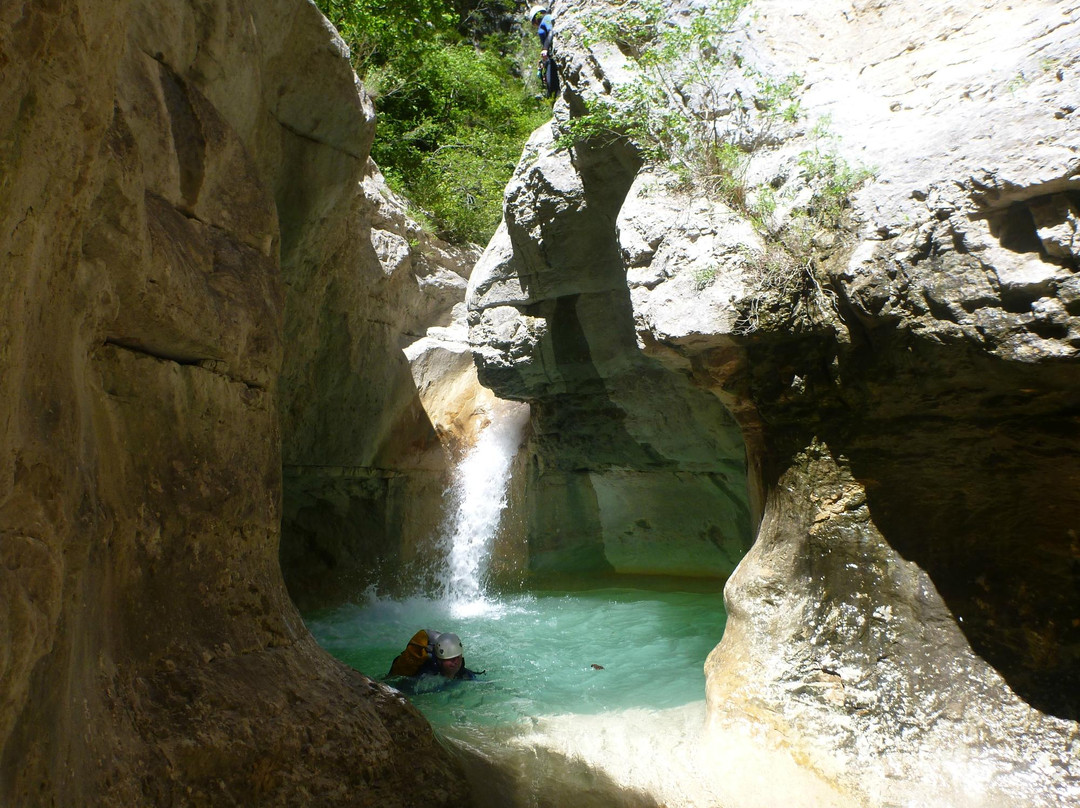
[387,630,432,676]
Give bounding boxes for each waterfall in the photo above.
[441,401,529,616]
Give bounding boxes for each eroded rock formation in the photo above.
[467,0,1079,804]
[279,166,481,608]
[0,1,469,804]
[469,128,754,581]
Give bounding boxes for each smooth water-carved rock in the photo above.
[468,0,1079,804]
[0,1,468,804]
[468,119,753,581]
[709,442,1079,807]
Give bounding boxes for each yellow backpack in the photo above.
[387,629,432,677]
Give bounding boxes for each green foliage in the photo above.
[319,0,455,75]
[316,0,548,244]
[749,69,803,124]
[810,113,834,140]
[732,144,873,335]
[557,0,806,215]
[691,264,719,290]
[561,0,749,176]
[796,147,875,228]
[554,98,631,152]
[578,0,665,55]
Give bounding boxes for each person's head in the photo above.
[433,632,464,678]
[527,5,548,27]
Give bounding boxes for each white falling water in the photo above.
[442,401,529,617]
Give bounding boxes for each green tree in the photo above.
[316,0,550,244]
[559,0,756,194]
[318,0,455,76]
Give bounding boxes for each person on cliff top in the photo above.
[527,5,559,99]
[386,629,483,682]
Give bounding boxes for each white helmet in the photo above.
[433,632,463,660]
[527,5,548,24]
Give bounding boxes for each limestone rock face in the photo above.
[405,315,499,455]
[708,443,1078,807]
[279,164,480,608]
[0,1,467,805]
[468,120,753,580]
[715,0,1080,730]
[468,0,1079,804]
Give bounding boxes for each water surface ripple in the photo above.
[306,588,727,743]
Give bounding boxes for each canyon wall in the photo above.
[279,164,481,609]
[0,0,469,804]
[467,0,1079,804]
[469,130,754,581]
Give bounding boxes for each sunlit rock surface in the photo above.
[468,119,753,580]
[479,702,859,808]
[0,1,467,804]
[468,0,1080,804]
[405,312,498,454]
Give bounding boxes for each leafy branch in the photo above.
[315,0,547,244]
[558,1,877,335]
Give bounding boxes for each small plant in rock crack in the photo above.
[744,66,804,127]
[691,264,720,290]
[796,146,876,230]
[747,185,778,231]
[733,244,837,335]
[731,149,868,337]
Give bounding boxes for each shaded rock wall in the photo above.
[468,129,753,581]
[467,0,1080,804]
[279,166,480,608]
[0,1,468,804]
